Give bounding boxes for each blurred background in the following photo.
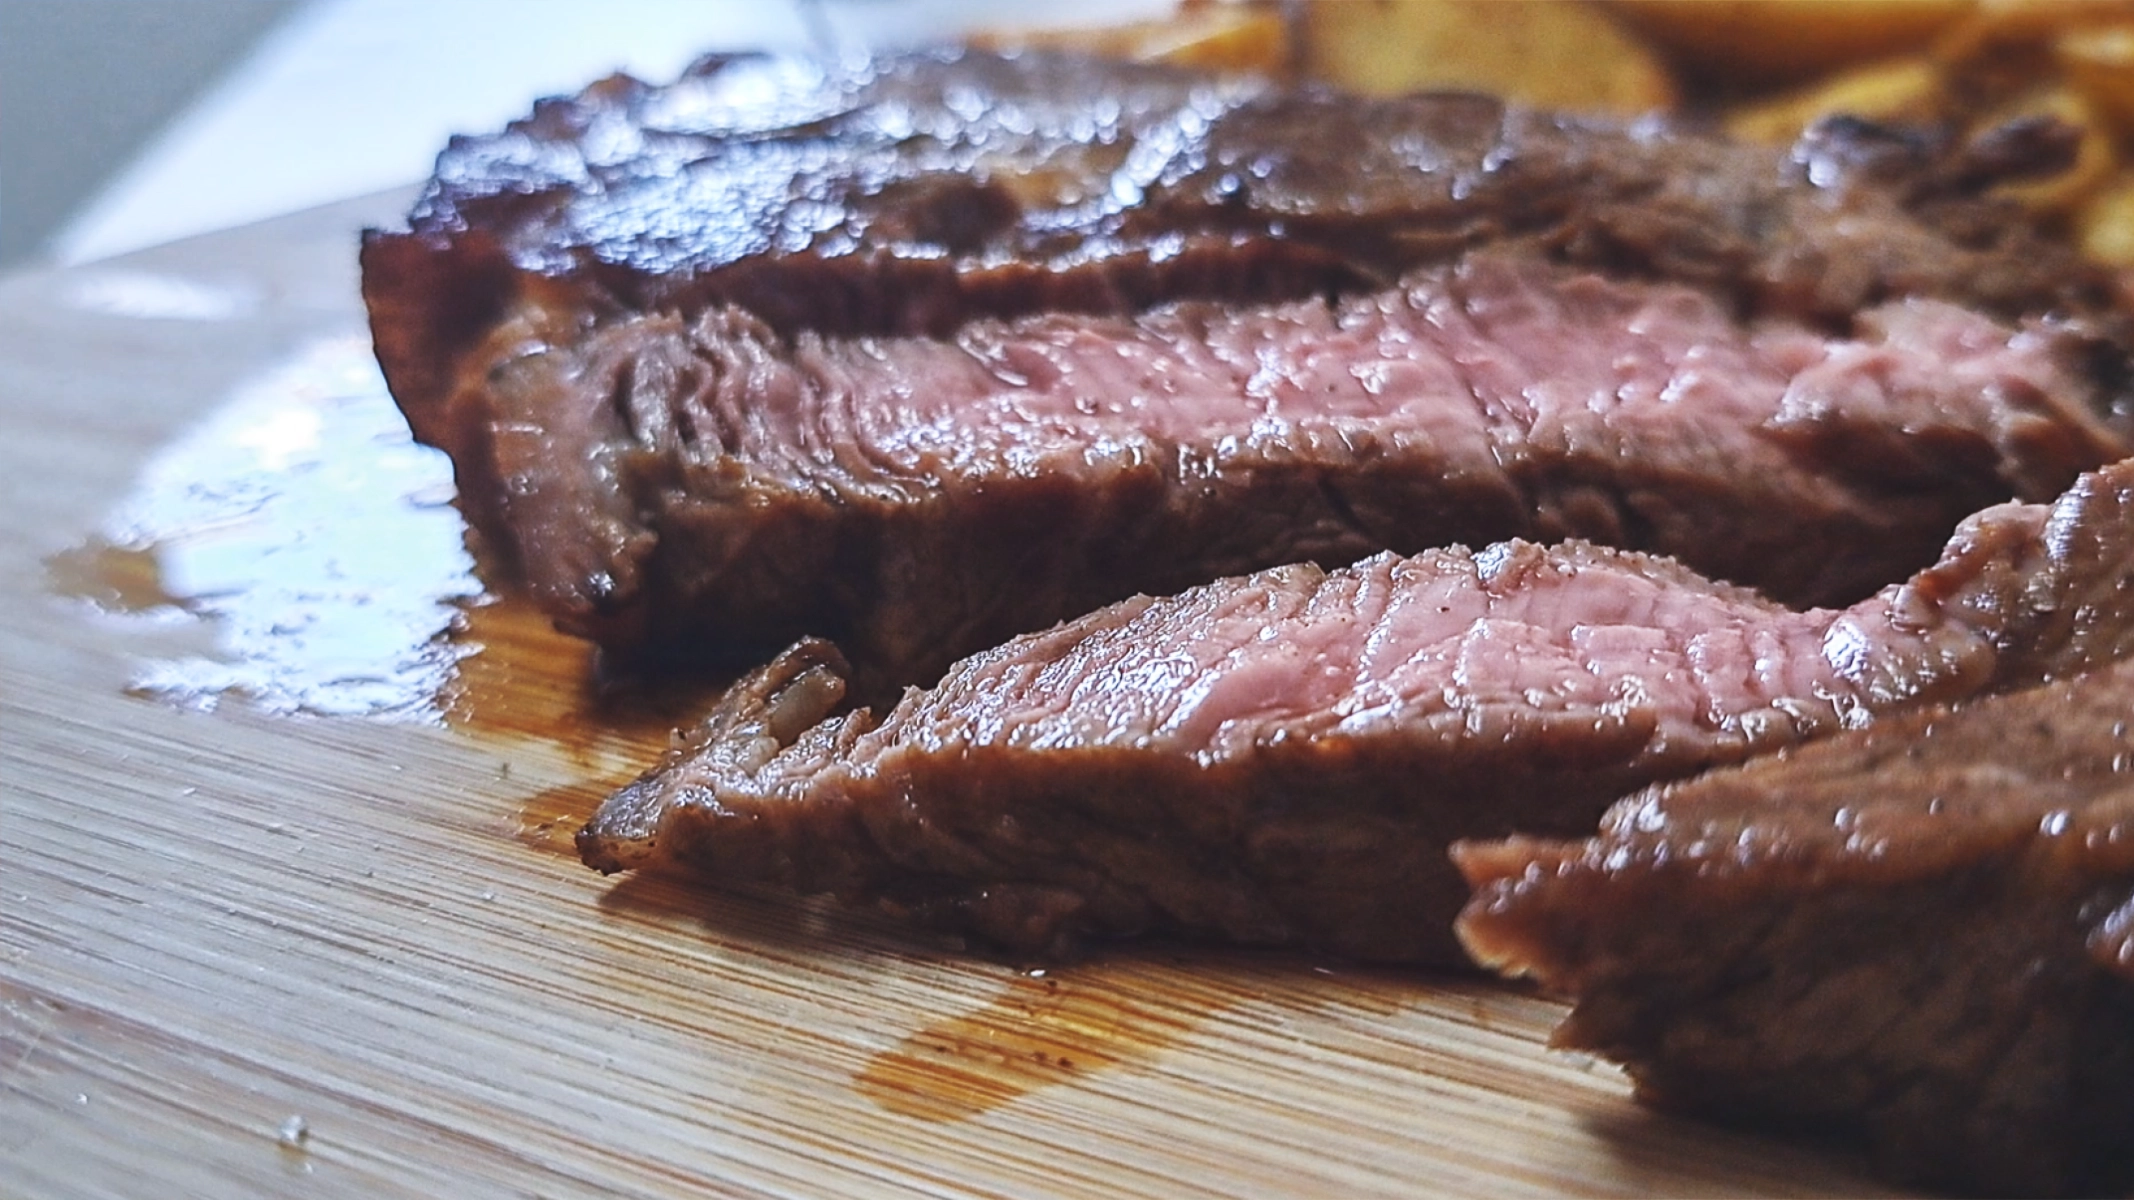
[0,0,1165,271]
[12,1,2134,273]
[2,0,293,267]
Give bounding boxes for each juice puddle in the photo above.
[855,962,1251,1121]
[41,331,714,757]
[851,954,1451,1121]
[514,776,635,858]
[44,334,480,721]
[449,594,707,763]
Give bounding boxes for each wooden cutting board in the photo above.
[0,194,1907,1198]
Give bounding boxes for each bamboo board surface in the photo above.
[0,193,1908,1199]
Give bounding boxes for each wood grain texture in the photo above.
[0,195,1909,1198]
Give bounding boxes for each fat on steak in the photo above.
[579,459,2134,966]
[360,49,2132,691]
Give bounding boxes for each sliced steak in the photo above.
[364,48,2122,405]
[361,48,2133,687]
[579,459,2134,966]
[1453,661,2134,1198]
[381,249,2125,692]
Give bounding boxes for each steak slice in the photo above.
[377,249,2126,693]
[361,48,2134,688]
[364,47,2122,402]
[579,459,2134,966]
[1453,661,2134,1198]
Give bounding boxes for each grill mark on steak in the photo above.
[450,252,2126,694]
[578,459,2134,966]
[362,50,2134,688]
[1453,658,2134,1198]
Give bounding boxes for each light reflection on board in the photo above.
[47,334,482,720]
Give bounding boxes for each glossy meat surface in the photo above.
[580,460,2134,964]
[368,49,2124,378]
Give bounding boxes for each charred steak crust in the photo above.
[365,48,2124,378]
[1453,658,2134,1199]
[579,459,2134,966]
[362,48,2133,689]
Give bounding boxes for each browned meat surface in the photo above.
[1454,660,2134,1198]
[361,48,2133,689]
[365,48,2122,375]
[580,459,2134,966]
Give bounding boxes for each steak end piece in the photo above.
[362,47,2134,691]
[580,459,2134,966]
[1454,661,2134,1198]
